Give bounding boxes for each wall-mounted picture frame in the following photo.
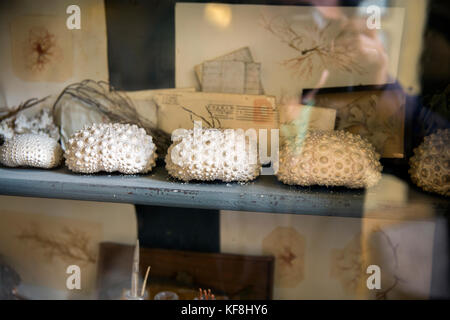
[302,84,406,158]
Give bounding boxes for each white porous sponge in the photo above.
[409,128,449,196]
[276,130,382,188]
[64,123,157,174]
[165,128,260,182]
[0,134,62,169]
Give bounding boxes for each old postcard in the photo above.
[280,104,336,139]
[125,87,196,128]
[202,60,246,94]
[153,91,278,134]
[195,47,254,84]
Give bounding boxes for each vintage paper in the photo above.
[244,62,262,95]
[0,0,108,108]
[280,104,336,138]
[0,195,137,299]
[176,3,405,101]
[194,47,254,84]
[195,47,264,95]
[125,87,196,129]
[153,91,278,134]
[202,60,246,94]
[312,88,405,158]
[220,209,435,300]
[10,16,73,82]
[0,211,101,297]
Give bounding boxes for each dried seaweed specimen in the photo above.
[53,80,170,154]
[0,97,50,122]
[330,229,400,299]
[262,226,305,288]
[16,223,96,265]
[261,15,366,78]
[25,27,58,73]
[10,15,73,82]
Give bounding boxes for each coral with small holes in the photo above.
[165,128,260,182]
[0,133,62,168]
[64,123,157,174]
[409,128,450,196]
[276,130,382,188]
[0,108,59,141]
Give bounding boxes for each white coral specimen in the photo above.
[0,118,15,140]
[409,129,450,196]
[64,123,157,174]
[0,134,62,168]
[14,108,60,141]
[276,130,382,188]
[0,108,59,142]
[165,128,260,182]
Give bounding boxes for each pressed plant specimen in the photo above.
[25,26,58,73]
[260,14,366,78]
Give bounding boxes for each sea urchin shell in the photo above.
[165,128,260,182]
[276,130,382,188]
[0,133,62,169]
[409,128,450,196]
[64,123,157,174]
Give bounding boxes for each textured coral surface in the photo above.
[0,108,59,141]
[65,123,157,174]
[409,128,450,196]
[276,130,382,188]
[0,133,62,169]
[166,128,260,182]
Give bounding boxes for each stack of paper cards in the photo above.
[195,47,264,95]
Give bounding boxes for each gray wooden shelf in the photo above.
[0,165,448,218]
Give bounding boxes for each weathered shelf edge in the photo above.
[0,166,448,219]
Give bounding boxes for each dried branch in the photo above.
[0,96,51,122]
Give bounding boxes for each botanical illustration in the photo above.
[262,226,305,288]
[330,228,401,299]
[260,14,366,78]
[17,223,97,265]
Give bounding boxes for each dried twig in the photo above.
[0,96,51,122]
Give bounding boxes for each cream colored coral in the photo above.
[276,130,382,188]
[64,123,157,174]
[0,134,62,168]
[165,128,260,182]
[409,129,449,196]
